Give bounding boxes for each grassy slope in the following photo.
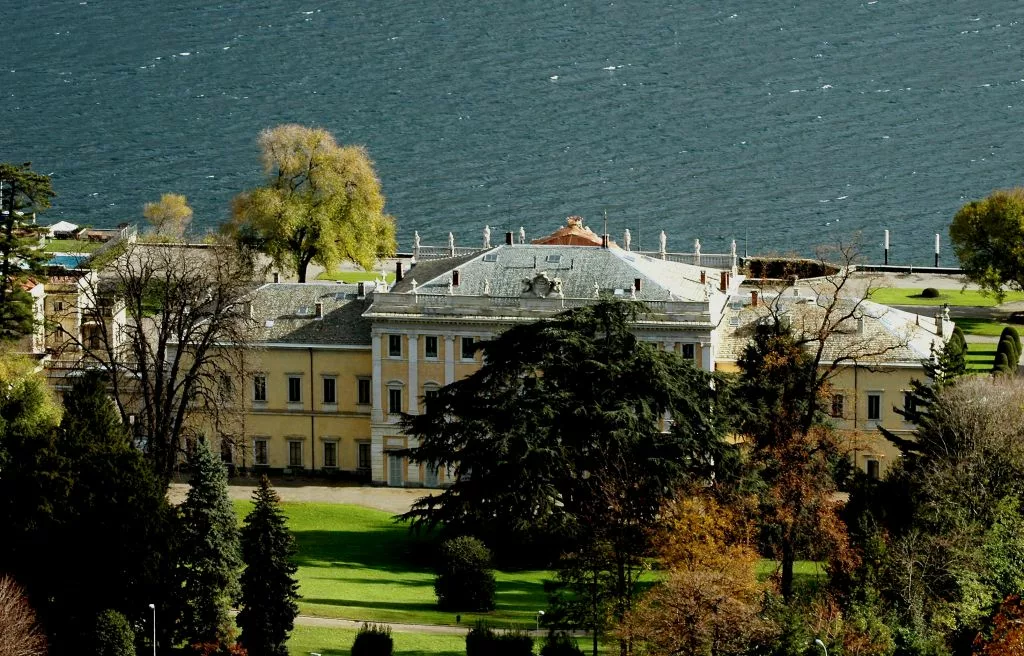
[229,501,827,653]
[43,239,103,253]
[234,501,550,628]
[316,270,396,283]
[869,287,1024,307]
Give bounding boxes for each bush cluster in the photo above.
[434,536,496,611]
[351,623,393,656]
[920,287,941,298]
[540,631,585,656]
[465,622,533,656]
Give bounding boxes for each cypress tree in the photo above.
[0,163,52,342]
[178,439,242,649]
[238,476,299,656]
[999,326,1021,362]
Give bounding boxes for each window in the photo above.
[253,375,266,402]
[357,442,371,470]
[681,343,695,360]
[323,377,337,405]
[903,392,916,415]
[323,441,338,468]
[253,439,268,466]
[288,440,303,468]
[220,439,233,464]
[288,376,302,404]
[53,300,65,312]
[388,334,402,357]
[831,394,844,418]
[867,393,881,421]
[424,385,440,402]
[424,335,439,359]
[357,378,371,405]
[866,459,880,480]
[388,388,402,414]
[461,337,475,360]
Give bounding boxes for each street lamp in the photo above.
[814,638,828,656]
[536,610,545,633]
[149,603,156,656]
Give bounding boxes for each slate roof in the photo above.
[716,292,947,365]
[393,245,728,303]
[244,282,373,346]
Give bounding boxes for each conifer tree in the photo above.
[0,163,52,341]
[238,476,299,656]
[178,439,242,649]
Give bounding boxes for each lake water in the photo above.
[6,0,1024,263]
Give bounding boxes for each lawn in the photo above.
[43,239,102,253]
[288,625,466,656]
[953,318,1014,338]
[234,501,551,629]
[317,270,396,283]
[966,342,996,371]
[869,287,1024,307]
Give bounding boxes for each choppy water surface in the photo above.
[6,1,1024,262]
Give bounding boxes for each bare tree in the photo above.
[0,575,47,656]
[748,241,918,431]
[57,238,256,482]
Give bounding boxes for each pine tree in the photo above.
[237,476,299,656]
[0,163,52,341]
[178,439,242,649]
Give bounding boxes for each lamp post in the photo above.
[149,603,156,656]
[536,610,545,633]
[814,638,828,656]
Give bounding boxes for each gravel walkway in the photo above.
[168,482,434,514]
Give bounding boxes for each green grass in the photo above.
[869,287,1024,307]
[288,625,467,656]
[966,342,996,371]
[234,501,551,628]
[953,318,1013,337]
[43,239,102,253]
[317,270,396,283]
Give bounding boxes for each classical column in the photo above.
[444,335,456,385]
[370,331,384,482]
[407,334,419,415]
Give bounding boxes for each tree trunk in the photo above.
[781,539,795,601]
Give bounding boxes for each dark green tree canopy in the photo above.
[399,300,730,552]
[950,188,1024,299]
[177,438,242,649]
[238,476,300,656]
[0,163,53,341]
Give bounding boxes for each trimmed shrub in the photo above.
[434,536,496,611]
[920,287,941,298]
[495,629,534,656]
[465,623,534,656]
[351,623,393,656]
[93,610,135,656]
[994,351,1011,374]
[465,621,496,656]
[541,631,585,656]
[1000,326,1021,360]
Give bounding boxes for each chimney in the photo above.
[751,290,759,307]
[602,234,609,248]
[857,316,866,335]
[272,271,280,283]
[505,231,514,245]
[314,302,323,319]
[357,282,366,298]
[935,312,945,337]
[452,270,460,287]
[634,278,642,292]
[719,271,728,292]
[700,270,706,285]
[395,261,404,283]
